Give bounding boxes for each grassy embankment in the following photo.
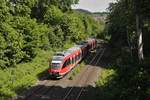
[0,42,73,99]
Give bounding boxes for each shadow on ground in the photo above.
[15,85,99,100]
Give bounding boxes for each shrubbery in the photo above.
[0,0,103,98]
[0,0,102,68]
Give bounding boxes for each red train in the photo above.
[48,38,97,78]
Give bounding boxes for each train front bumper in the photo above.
[49,72,63,79]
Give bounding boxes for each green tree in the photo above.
[11,17,50,61]
[0,0,11,22]
[107,0,150,60]
[0,22,24,67]
[44,5,63,25]
[10,0,38,17]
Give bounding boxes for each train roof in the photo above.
[52,55,64,61]
[77,41,88,45]
[51,52,64,61]
[52,46,81,62]
[51,38,96,62]
[64,46,81,56]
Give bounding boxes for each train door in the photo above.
[70,57,72,65]
[62,59,70,69]
[80,51,82,60]
[92,40,94,49]
[62,60,67,69]
[73,55,75,64]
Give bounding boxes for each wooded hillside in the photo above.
[0,0,104,98]
[95,0,150,100]
[0,0,103,68]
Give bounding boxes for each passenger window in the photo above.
[75,56,78,62]
[66,59,69,65]
[77,55,79,60]
[69,58,71,65]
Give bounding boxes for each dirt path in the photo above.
[15,41,107,100]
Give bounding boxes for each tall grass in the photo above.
[0,50,54,98]
[0,43,74,99]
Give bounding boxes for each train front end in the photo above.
[48,53,64,78]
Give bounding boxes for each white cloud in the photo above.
[72,0,116,12]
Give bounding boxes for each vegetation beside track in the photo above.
[68,62,85,80]
[0,50,53,98]
[0,0,105,99]
[95,48,150,100]
[0,41,75,99]
[94,0,150,100]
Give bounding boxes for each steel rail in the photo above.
[23,48,96,100]
[62,48,104,100]
[23,79,59,100]
[75,48,105,100]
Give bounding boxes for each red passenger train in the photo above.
[48,38,97,78]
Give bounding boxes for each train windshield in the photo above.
[51,63,61,69]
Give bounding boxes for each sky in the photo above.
[72,0,116,12]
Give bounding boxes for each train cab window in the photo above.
[51,63,61,69]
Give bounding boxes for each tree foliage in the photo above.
[103,1,150,100]
[107,0,150,57]
[0,0,102,68]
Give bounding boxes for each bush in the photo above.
[0,16,52,67]
[0,50,53,97]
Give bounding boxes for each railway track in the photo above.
[62,47,105,100]
[75,48,105,100]
[27,51,95,100]
[30,48,101,100]
[17,47,95,100]
[16,43,105,100]
[22,79,58,100]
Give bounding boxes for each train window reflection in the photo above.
[51,63,61,69]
